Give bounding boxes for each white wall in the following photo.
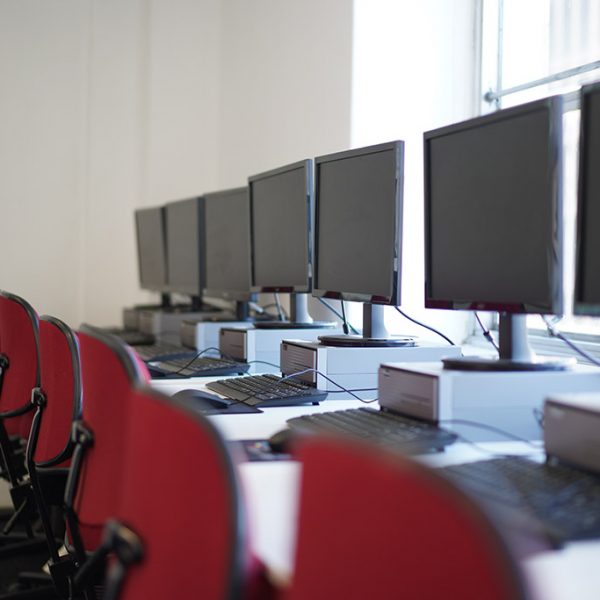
[0,1,89,324]
[0,0,222,327]
[217,0,354,187]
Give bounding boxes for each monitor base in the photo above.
[442,356,576,372]
[253,321,337,330]
[318,334,416,348]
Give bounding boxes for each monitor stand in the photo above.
[318,304,415,348]
[253,293,336,330]
[160,292,171,309]
[442,313,574,371]
[190,295,221,313]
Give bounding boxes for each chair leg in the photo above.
[0,539,50,594]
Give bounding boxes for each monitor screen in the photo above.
[165,196,205,296]
[249,160,311,292]
[312,141,404,305]
[135,206,168,293]
[204,187,252,301]
[575,83,600,315]
[424,96,563,314]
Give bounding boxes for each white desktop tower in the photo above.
[219,327,343,374]
[180,319,255,355]
[544,393,600,473]
[377,362,600,442]
[279,340,462,399]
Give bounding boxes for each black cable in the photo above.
[261,303,289,319]
[278,368,377,403]
[533,407,545,430]
[474,312,499,353]
[316,298,359,335]
[274,293,286,322]
[542,315,600,367]
[202,367,379,407]
[340,300,349,335]
[394,307,455,346]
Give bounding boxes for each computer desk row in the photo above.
[152,377,600,599]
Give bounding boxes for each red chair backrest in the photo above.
[75,326,145,550]
[115,389,248,600]
[286,436,530,600]
[0,291,39,438]
[34,317,82,466]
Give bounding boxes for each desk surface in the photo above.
[151,377,600,599]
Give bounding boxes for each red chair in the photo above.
[64,325,146,565]
[0,291,40,534]
[284,436,531,600]
[102,389,265,600]
[22,316,83,593]
[69,328,270,600]
[0,316,84,597]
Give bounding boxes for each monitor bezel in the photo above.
[574,82,600,316]
[248,159,313,294]
[311,141,405,306]
[134,205,169,294]
[423,95,564,315]
[164,196,206,297]
[203,186,254,303]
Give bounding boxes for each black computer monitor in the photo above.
[424,96,567,370]
[574,82,600,316]
[134,206,170,306]
[249,160,331,328]
[312,141,410,347]
[164,196,206,310]
[204,187,254,320]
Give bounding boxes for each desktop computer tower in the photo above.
[544,393,600,473]
[219,327,343,374]
[377,362,600,442]
[180,319,254,356]
[280,340,462,399]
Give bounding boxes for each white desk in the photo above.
[152,378,600,599]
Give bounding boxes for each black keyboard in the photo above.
[441,456,600,544]
[206,374,327,407]
[135,343,195,362]
[287,407,457,454]
[101,328,155,346]
[147,356,250,378]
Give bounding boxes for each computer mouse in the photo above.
[267,428,295,454]
[171,389,232,413]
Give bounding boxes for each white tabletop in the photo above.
[152,378,600,598]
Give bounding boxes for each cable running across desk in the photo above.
[204,367,380,408]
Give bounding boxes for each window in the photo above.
[480,0,600,337]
